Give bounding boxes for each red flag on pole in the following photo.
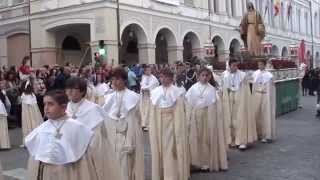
[299,40,306,65]
[274,0,281,16]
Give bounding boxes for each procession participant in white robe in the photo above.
[103,67,144,180]
[65,77,121,180]
[0,77,11,149]
[26,90,96,180]
[0,97,10,150]
[221,59,257,150]
[94,73,113,106]
[140,65,159,131]
[21,80,43,142]
[186,67,228,172]
[65,77,107,130]
[252,60,276,143]
[149,68,189,180]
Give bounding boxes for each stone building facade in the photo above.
[0,0,320,67]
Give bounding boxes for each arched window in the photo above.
[0,0,8,7]
[62,36,81,51]
[297,9,301,33]
[305,12,309,35]
[281,2,284,30]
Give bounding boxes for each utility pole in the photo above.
[116,0,121,64]
[310,0,315,68]
[28,0,32,66]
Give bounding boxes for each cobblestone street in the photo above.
[1,96,319,180]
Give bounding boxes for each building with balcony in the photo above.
[0,0,320,67]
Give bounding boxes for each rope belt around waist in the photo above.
[160,107,174,115]
[255,90,267,94]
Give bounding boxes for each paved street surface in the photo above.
[1,96,320,180]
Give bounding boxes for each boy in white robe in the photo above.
[222,59,257,150]
[252,60,276,143]
[26,90,96,180]
[65,77,121,180]
[140,65,159,131]
[149,68,189,180]
[186,67,228,172]
[103,67,144,180]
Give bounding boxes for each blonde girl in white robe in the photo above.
[26,90,96,180]
[252,60,276,143]
[65,77,121,180]
[103,67,144,180]
[21,80,43,141]
[149,68,189,180]
[140,66,159,130]
[186,67,228,172]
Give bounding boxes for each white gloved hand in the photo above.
[121,146,135,155]
[316,104,320,110]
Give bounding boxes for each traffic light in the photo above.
[98,40,106,56]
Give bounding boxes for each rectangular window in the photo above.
[231,0,236,17]
[297,9,301,33]
[154,0,179,6]
[213,0,218,13]
[0,0,8,7]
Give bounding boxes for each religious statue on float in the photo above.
[240,2,265,56]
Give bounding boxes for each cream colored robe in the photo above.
[104,106,144,180]
[186,95,228,171]
[0,115,10,149]
[235,77,258,145]
[21,94,43,140]
[64,100,121,180]
[252,71,276,140]
[140,74,159,128]
[221,71,245,145]
[149,98,189,180]
[103,89,144,180]
[27,123,121,180]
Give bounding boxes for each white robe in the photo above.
[94,83,112,106]
[25,117,99,180]
[149,85,189,180]
[0,99,10,149]
[252,70,276,140]
[185,82,228,171]
[221,70,246,145]
[21,93,43,139]
[66,99,106,130]
[66,99,122,180]
[103,89,144,180]
[140,74,159,128]
[235,76,258,145]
